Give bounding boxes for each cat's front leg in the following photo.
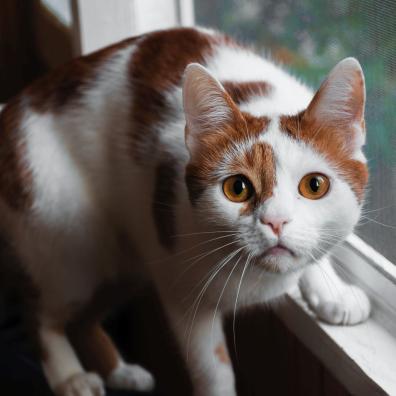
[173,308,236,396]
[299,256,370,325]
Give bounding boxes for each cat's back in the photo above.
[0,28,218,213]
[0,27,313,217]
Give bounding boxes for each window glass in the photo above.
[196,0,396,262]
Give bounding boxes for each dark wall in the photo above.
[0,0,45,102]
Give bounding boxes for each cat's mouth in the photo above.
[252,243,297,273]
[260,243,295,258]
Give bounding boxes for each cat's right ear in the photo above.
[183,63,238,154]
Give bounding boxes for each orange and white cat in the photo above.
[0,28,370,396]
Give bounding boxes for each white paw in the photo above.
[303,284,371,325]
[56,372,105,396]
[193,364,236,396]
[216,364,237,396]
[106,362,155,392]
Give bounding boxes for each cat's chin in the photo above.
[254,250,303,274]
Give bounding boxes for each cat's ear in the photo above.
[183,63,240,153]
[303,57,366,151]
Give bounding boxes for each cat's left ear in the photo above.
[183,63,241,153]
[303,57,366,152]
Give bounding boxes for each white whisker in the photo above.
[232,253,252,362]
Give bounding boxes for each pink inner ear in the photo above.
[183,63,242,154]
[304,58,366,129]
[183,64,232,133]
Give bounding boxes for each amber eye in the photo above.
[222,175,253,202]
[298,173,330,200]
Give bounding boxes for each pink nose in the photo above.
[260,216,289,236]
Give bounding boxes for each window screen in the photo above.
[196,0,396,263]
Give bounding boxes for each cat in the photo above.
[0,27,370,396]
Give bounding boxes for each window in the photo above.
[41,0,72,26]
[38,0,194,56]
[196,0,396,263]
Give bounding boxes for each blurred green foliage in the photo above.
[196,0,396,260]
[196,0,396,170]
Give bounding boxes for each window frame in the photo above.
[278,234,396,395]
[34,0,194,65]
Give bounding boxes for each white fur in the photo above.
[205,45,313,116]
[107,361,155,392]
[40,324,86,390]
[57,372,104,396]
[300,257,371,324]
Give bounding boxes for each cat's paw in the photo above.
[193,364,236,396]
[106,362,155,392]
[303,284,370,325]
[55,372,105,396]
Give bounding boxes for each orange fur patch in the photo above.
[215,343,231,364]
[222,81,271,105]
[185,109,270,205]
[230,142,276,215]
[27,37,137,111]
[0,98,32,210]
[68,323,119,377]
[280,114,368,201]
[129,28,218,162]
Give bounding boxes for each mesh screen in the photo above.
[196,0,396,262]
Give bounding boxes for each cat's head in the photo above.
[183,58,368,273]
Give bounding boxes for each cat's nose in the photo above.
[260,216,289,236]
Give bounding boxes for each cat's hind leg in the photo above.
[40,323,105,396]
[299,256,370,325]
[69,322,155,392]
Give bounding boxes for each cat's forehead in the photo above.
[259,118,331,172]
[186,112,367,207]
[218,113,367,203]
[222,116,330,177]
[218,117,330,209]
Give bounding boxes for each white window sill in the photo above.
[276,234,396,395]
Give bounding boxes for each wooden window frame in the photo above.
[279,235,396,395]
[36,0,194,60]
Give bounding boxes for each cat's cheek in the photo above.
[326,178,362,231]
[207,186,246,224]
[293,178,361,259]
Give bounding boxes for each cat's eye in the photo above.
[298,173,330,200]
[222,175,253,202]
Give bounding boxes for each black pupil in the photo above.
[233,179,245,195]
[309,177,321,192]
